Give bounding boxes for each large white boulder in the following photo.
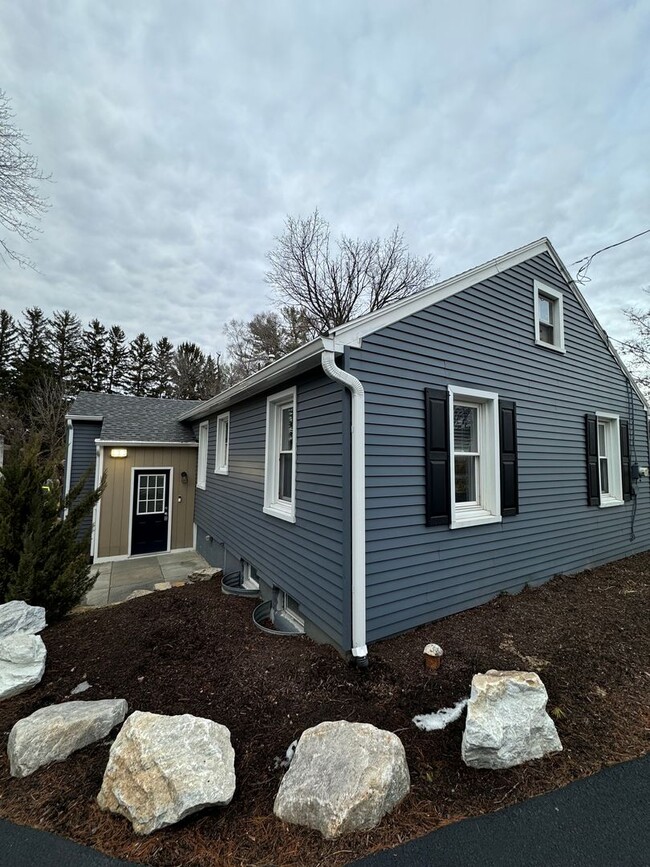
[97,711,236,834]
[273,720,410,839]
[0,600,46,639]
[8,699,128,777]
[0,634,47,701]
[461,670,563,769]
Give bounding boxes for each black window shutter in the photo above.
[424,388,450,526]
[620,420,632,501]
[585,413,599,506]
[499,400,519,516]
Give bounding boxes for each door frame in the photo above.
[128,466,174,557]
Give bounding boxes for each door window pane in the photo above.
[137,474,166,515]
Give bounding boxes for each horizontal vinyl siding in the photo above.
[69,421,102,539]
[193,373,347,647]
[348,251,650,643]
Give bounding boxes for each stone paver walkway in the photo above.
[83,550,210,607]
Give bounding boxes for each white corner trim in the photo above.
[263,386,297,523]
[63,420,74,517]
[91,444,104,560]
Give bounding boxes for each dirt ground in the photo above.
[1,553,649,867]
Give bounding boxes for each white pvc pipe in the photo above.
[321,349,367,659]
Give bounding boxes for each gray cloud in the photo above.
[0,0,648,356]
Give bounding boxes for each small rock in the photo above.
[273,720,410,839]
[8,699,128,777]
[0,601,46,639]
[461,670,563,769]
[97,711,236,834]
[71,680,92,695]
[0,634,47,701]
[125,589,155,601]
[171,581,185,588]
[187,567,222,583]
[153,582,172,591]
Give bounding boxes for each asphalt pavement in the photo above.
[1,754,648,867]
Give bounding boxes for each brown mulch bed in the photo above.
[1,554,649,867]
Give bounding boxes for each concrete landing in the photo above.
[83,550,210,606]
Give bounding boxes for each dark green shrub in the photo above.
[0,436,104,620]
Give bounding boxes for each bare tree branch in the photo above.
[266,210,437,333]
[0,89,50,268]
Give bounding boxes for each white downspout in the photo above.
[63,419,74,518]
[321,342,368,661]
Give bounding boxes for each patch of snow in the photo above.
[413,697,468,731]
[273,739,298,770]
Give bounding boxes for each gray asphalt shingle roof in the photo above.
[68,392,202,443]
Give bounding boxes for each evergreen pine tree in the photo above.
[12,306,53,404]
[171,342,206,399]
[0,309,17,397]
[48,310,82,395]
[201,354,222,399]
[106,325,128,393]
[78,319,108,392]
[128,333,155,396]
[152,336,175,398]
[0,436,103,618]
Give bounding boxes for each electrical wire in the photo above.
[571,228,650,285]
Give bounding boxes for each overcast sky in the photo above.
[0,1,648,357]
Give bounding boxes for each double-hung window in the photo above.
[596,413,623,506]
[449,386,501,528]
[264,387,296,522]
[197,421,208,490]
[534,281,565,353]
[214,412,230,475]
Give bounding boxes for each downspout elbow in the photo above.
[321,348,368,665]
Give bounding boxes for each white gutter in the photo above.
[321,340,367,660]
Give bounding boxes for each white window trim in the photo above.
[596,412,624,508]
[197,421,208,490]
[263,386,297,523]
[534,280,566,354]
[448,386,502,530]
[214,412,230,475]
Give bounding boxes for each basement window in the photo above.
[274,589,304,632]
[534,281,565,353]
[241,561,259,591]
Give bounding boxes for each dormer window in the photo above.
[534,281,565,353]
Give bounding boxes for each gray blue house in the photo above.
[66,237,650,662]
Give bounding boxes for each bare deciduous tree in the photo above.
[28,375,68,458]
[619,292,650,396]
[0,89,49,267]
[266,210,437,334]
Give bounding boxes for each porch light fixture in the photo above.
[110,448,128,458]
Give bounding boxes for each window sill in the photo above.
[214,468,228,476]
[450,512,502,530]
[534,337,566,354]
[599,497,624,509]
[263,503,296,523]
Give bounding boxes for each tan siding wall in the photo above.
[97,446,197,558]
